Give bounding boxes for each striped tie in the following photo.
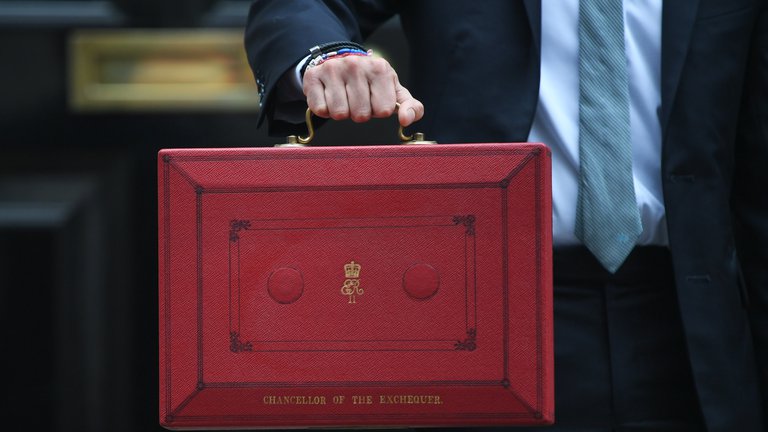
[575,0,642,273]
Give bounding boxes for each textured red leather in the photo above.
[159,143,553,429]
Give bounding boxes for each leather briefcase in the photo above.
[159,117,554,429]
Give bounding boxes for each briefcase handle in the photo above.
[278,103,436,147]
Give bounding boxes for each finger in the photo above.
[344,61,372,123]
[325,85,350,121]
[368,59,397,118]
[303,68,329,118]
[395,83,425,127]
[321,65,350,121]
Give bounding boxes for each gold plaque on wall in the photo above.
[69,30,259,111]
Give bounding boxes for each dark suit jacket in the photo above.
[245,1,768,430]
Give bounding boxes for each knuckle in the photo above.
[328,108,349,120]
[318,61,340,78]
[303,67,317,81]
[370,57,390,73]
[308,99,324,112]
[376,105,395,117]
[309,104,328,117]
[343,57,361,72]
[316,61,340,82]
[351,109,371,123]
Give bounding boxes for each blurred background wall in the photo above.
[0,2,408,430]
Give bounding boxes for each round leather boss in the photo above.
[267,267,304,304]
[402,263,440,300]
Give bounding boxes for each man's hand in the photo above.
[302,55,424,127]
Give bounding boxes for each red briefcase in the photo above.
[158,121,554,429]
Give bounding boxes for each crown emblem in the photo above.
[344,261,361,278]
[341,261,363,304]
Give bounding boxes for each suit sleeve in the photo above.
[244,0,397,136]
[733,0,768,421]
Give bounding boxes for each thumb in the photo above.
[395,83,425,127]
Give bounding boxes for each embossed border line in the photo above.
[227,215,477,353]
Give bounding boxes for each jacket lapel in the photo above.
[660,1,701,138]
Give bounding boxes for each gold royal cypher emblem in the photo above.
[341,261,363,304]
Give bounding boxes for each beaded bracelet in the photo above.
[300,41,369,77]
[305,48,372,71]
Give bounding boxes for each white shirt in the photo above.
[529,0,667,246]
[285,1,667,247]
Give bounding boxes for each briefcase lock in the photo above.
[278,103,436,147]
